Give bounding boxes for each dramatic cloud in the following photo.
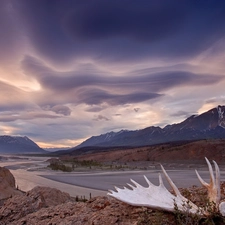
[42,105,71,116]
[75,88,162,106]
[170,110,196,118]
[94,115,110,121]
[0,81,33,111]
[6,0,224,65]
[85,105,106,113]
[65,1,187,41]
[0,0,225,147]
[21,55,224,108]
[134,108,140,113]
[0,112,60,123]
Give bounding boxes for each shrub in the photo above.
[48,162,72,172]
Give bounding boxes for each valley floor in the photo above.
[1,155,225,199]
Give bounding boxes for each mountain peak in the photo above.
[217,105,225,128]
[0,135,46,154]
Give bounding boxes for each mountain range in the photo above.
[73,105,225,150]
[1,105,225,154]
[0,136,46,154]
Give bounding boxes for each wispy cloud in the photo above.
[93,115,110,121]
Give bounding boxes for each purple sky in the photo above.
[1,0,225,148]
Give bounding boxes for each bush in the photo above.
[48,162,72,172]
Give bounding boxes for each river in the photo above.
[0,156,224,199]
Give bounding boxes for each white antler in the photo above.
[108,165,201,214]
[108,158,222,216]
[195,157,220,207]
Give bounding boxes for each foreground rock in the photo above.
[0,193,170,225]
[0,166,22,200]
[1,184,225,225]
[0,186,72,224]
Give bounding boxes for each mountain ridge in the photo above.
[73,105,225,150]
[0,135,46,154]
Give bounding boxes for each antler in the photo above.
[195,157,220,207]
[108,165,201,214]
[108,158,222,216]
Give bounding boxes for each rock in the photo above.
[0,186,73,224]
[5,196,142,225]
[0,193,183,225]
[26,186,71,207]
[0,166,22,200]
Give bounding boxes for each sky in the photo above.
[1,0,225,148]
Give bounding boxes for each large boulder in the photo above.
[0,186,73,224]
[0,167,22,200]
[26,186,72,207]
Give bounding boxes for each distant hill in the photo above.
[71,105,225,151]
[44,147,71,152]
[69,139,225,164]
[0,135,47,154]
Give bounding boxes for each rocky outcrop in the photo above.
[0,195,164,225]
[0,183,224,225]
[0,186,73,224]
[26,186,71,207]
[0,167,22,200]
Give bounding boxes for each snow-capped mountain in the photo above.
[75,105,225,149]
[0,135,46,154]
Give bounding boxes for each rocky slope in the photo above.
[67,139,225,167]
[0,167,22,200]
[1,183,225,224]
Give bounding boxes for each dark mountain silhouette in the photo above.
[72,105,225,150]
[0,135,46,154]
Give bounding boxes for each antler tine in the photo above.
[160,165,182,198]
[143,175,153,186]
[115,186,121,192]
[205,157,216,186]
[130,179,144,188]
[158,173,165,187]
[195,169,208,187]
[213,160,220,189]
[127,183,135,189]
[195,157,221,207]
[143,174,164,188]
[213,160,221,206]
[195,157,214,188]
